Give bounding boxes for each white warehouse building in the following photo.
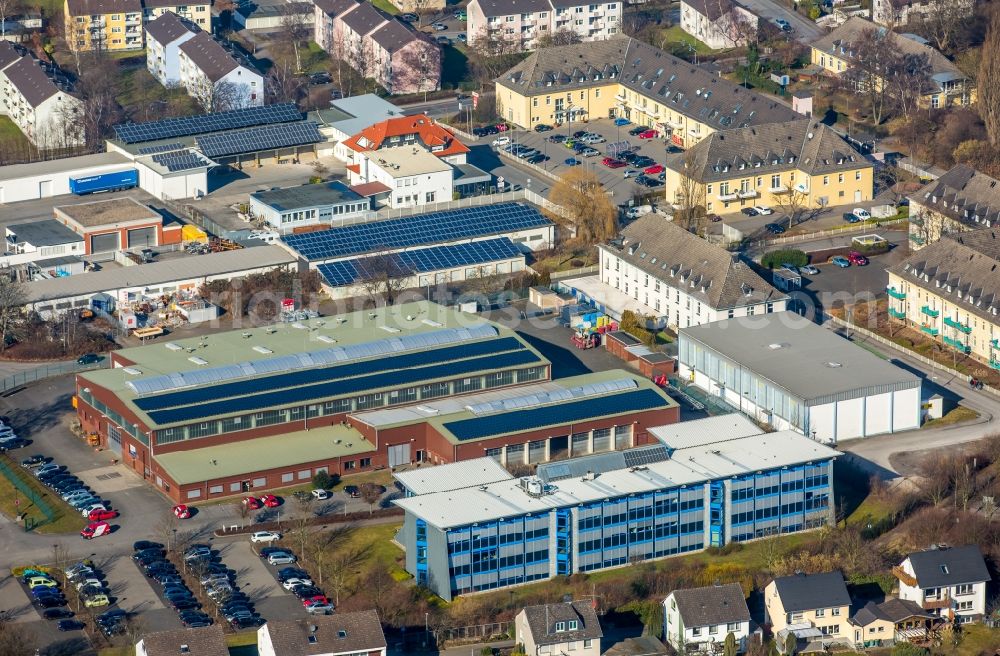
[678,312,922,443]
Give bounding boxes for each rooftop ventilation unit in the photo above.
[122,367,142,375]
[165,342,183,351]
[252,345,273,354]
[188,356,208,365]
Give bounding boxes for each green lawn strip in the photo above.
[370,0,400,14]
[0,456,86,534]
[922,405,979,429]
[658,25,719,56]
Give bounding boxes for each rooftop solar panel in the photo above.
[622,445,670,468]
[146,349,542,425]
[443,389,670,441]
[317,238,523,288]
[113,104,303,144]
[135,336,525,412]
[196,122,323,158]
[283,203,552,262]
[151,151,209,172]
[137,142,185,155]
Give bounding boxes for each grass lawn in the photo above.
[441,45,470,90]
[0,116,32,160]
[922,405,979,429]
[934,624,1000,655]
[0,456,87,534]
[190,468,394,508]
[658,25,718,56]
[370,0,400,14]
[226,632,259,648]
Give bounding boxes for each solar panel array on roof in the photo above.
[147,349,542,425]
[622,444,670,468]
[135,335,522,412]
[127,325,498,396]
[444,388,670,441]
[317,238,523,288]
[151,151,208,172]
[196,122,323,158]
[284,203,552,262]
[465,377,637,416]
[537,444,671,483]
[113,104,303,144]
[137,142,185,155]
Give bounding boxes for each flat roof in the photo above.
[327,94,405,137]
[7,219,83,246]
[649,413,762,450]
[394,459,513,495]
[25,245,296,304]
[154,424,374,485]
[54,197,160,228]
[0,151,133,182]
[680,312,921,403]
[251,181,364,212]
[364,148,452,177]
[394,427,842,530]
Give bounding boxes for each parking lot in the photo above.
[224,541,304,622]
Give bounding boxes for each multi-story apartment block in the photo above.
[872,0,973,28]
[145,12,197,86]
[906,165,1000,249]
[887,231,1000,367]
[574,213,786,328]
[468,0,621,51]
[515,602,603,656]
[679,0,758,50]
[395,416,839,600]
[314,0,440,95]
[65,0,143,51]
[0,43,84,149]
[663,583,752,654]
[178,32,262,110]
[893,545,991,623]
[765,572,851,636]
[663,119,874,214]
[142,0,210,27]
[495,35,797,142]
[810,17,974,110]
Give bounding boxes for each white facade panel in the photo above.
[835,397,864,441]
[807,402,836,443]
[892,387,921,432]
[864,391,893,436]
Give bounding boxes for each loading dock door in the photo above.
[127,226,157,249]
[90,232,120,253]
[388,443,410,468]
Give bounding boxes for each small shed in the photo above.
[175,299,219,324]
[772,269,801,292]
[528,286,574,311]
[91,292,115,313]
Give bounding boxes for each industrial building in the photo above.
[394,415,840,600]
[249,181,371,230]
[3,221,85,267]
[678,313,922,442]
[75,302,678,502]
[53,197,176,254]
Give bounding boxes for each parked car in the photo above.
[83,594,110,608]
[638,129,657,139]
[740,207,759,216]
[184,545,212,559]
[267,552,297,565]
[614,117,631,126]
[282,577,313,590]
[830,255,851,267]
[28,577,58,589]
[88,509,118,522]
[580,147,600,157]
[307,602,335,615]
[847,250,869,265]
[533,123,553,132]
[173,504,191,519]
[780,263,799,274]
[801,265,820,274]
[628,126,647,136]
[278,567,311,583]
[133,541,163,552]
[76,353,100,365]
[57,619,85,631]
[491,137,510,147]
[631,156,655,168]
[753,205,774,215]
[20,455,47,467]
[457,32,467,42]
[80,502,110,516]
[643,164,664,175]
[230,615,265,629]
[764,223,786,234]
[435,35,450,45]
[635,175,663,188]
[602,157,626,168]
[547,134,566,143]
[564,158,580,166]
[250,531,282,544]
[851,207,871,221]
[400,12,417,21]
[624,169,640,179]
[774,18,792,31]
[81,521,111,540]
[43,608,74,620]
[431,22,447,30]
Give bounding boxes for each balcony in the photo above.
[718,192,739,202]
[892,566,917,587]
[944,316,972,333]
[943,336,970,353]
[889,308,906,320]
[794,182,809,193]
[887,286,906,300]
[737,190,758,199]
[921,306,940,318]
[990,359,1000,370]
[992,339,1000,350]
[769,185,789,194]
[910,233,926,246]
[921,325,939,336]
[922,596,951,611]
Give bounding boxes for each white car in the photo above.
[801,265,820,275]
[281,577,313,590]
[306,603,335,615]
[491,136,510,147]
[74,577,103,591]
[79,502,108,516]
[311,489,331,500]
[249,531,282,544]
[851,207,871,221]
[432,22,447,30]
[753,205,774,215]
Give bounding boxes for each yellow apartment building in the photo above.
[765,572,852,637]
[810,16,974,110]
[65,0,212,51]
[662,119,873,214]
[887,230,1000,368]
[495,34,798,149]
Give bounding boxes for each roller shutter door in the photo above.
[387,443,410,468]
[128,227,157,249]
[90,232,120,253]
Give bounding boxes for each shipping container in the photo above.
[69,169,138,195]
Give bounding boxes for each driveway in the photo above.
[739,0,821,42]
[221,541,303,625]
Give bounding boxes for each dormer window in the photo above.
[569,620,578,630]
[556,622,566,632]
[941,565,950,575]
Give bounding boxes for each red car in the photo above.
[242,496,262,510]
[644,164,665,175]
[602,157,626,168]
[496,123,508,132]
[88,508,118,522]
[638,129,657,139]
[261,494,281,508]
[302,595,330,607]
[847,250,869,265]
[172,504,191,519]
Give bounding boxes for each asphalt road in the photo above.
[740,0,822,42]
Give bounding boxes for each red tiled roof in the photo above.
[343,114,469,158]
[346,164,361,174]
[351,181,392,196]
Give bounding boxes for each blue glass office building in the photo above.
[395,417,839,601]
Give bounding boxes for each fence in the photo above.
[764,217,908,248]
[897,156,947,181]
[548,265,599,281]
[433,621,512,646]
[0,456,57,530]
[0,360,104,394]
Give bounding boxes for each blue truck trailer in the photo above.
[69,169,139,195]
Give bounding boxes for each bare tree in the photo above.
[912,0,973,54]
[890,52,933,119]
[980,13,1000,146]
[0,276,25,352]
[772,188,812,228]
[0,618,33,656]
[547,167,618,244]
[326,547,365,606]
[356,251,412,307]
[843,27,898,126]
[359,482,382,515]
[0,0,21,40]
[536,28,582,48]
[467,32,523,88]
[194,79,251,114]
[278,5,310,73]
[671,149,707,233]
[266,52,305,104]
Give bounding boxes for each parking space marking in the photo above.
[76,466,145,493]
[105,557,165,614]
[0,574,41,623]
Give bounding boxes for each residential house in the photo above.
[467,0,621,51]
[764,571,851,636]
[810,17,974,109]
[64,0,143,51]
[872,0,973,28]
[662,119,874,214]
[679,0,758,50]
[494,35,797,143]
[145,11,198,86]
[514,601,603,656]
[663,583,752,653]
[178,31,263,110]
[905,164,1000,249]
[257,610,387,656]
[347,147,454,209]
[848,599,936,649]
[559,213,787,327]
[136,626,228,656]
[893,545,991,623]
[142,0,210,27]
[0,45,84,149]
[313,0,439,95]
